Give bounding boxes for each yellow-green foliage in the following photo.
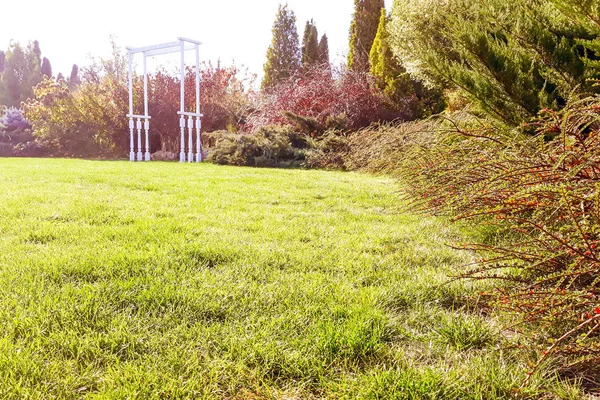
[369,9,411,102]
[348,0,385,71]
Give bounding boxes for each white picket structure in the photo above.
[126,37,203,162]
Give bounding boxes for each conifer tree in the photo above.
[68,64,81,89]
[302,20,320,70]
[262,4,301,90]
[0,42,29,107]
[549,0,600,78]
[370,9,443,116]
[41,57,52,78]
[370,9,404,97]
[0,51,5,74]
[348,0,385,71]
[27,40,43,91]
[302,20,312,57]
[389,0,596,125]
[318,34,330,66]
[56,72,65,82]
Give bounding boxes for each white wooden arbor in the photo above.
[126,37,204,163]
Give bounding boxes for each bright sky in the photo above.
[1,0,391,82]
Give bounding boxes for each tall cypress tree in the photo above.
[370,9,406,97]
[348,0,385,70]
[318,34,330,66]
[370,9,443,116]
[68,64,81,89]
[302,20,320,70]
[41,57,52,78]
[262,4,301,90]
[27,40,43,91]
[0,42,29,107]
[302,20,312,57]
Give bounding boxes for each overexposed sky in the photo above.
[1,0,391,81]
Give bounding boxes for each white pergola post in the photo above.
[126,37,203,163]
[128,52,134,162]
[195,44,202,162]
[143,53,150,161]
[180,40,186,163]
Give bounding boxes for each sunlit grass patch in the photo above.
[0,158,586,398]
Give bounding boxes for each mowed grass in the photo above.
[0,159,585,399]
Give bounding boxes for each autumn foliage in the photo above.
[23,53,255,157]
[247,65,404,134]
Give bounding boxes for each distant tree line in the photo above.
[0,40,80,108]
[260,0,444,127]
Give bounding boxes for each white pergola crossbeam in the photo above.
[146,44,197,57]
[127,41,180,54]
[126,37,203,163]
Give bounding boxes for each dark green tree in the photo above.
[301,20,320,70]
[41,57,52,78]
[348,0,385,71]
[0,51,5,74]
[56,72,65,82]
[318,34,330,66]
[68,64,81,89]
[549,0,600,78]
[262,4,301,90]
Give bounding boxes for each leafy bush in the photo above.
[0,142,13,157]
[23,77,124,157]
[305,120,437,171]
[22,43,255,158]
[206,126,309,167]
[0,107,30,132]
[404,100,600,384]
[149,63,256,151]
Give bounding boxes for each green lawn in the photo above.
[0,159,583,399]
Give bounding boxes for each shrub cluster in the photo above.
[246,66,411,134]
[0,106,37,156]
[21,48,255,158]
[205,126,311,168]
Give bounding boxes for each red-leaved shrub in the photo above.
[246,65,406,133]
[394,100,600,385]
